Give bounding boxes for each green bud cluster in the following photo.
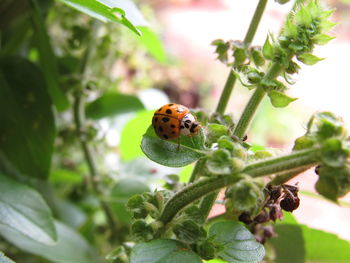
[225,175,266,217]
[293,112,350,201]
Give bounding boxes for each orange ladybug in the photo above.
[152,103,200,141]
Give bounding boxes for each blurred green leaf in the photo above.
[55,200,86,229]
[0,220,99,263]
[31,0,70,111]
[130,239,202,263]
[209,221,265,263]
[110,178,150,224]
[262,36,274,60]
[141,126,206,167]
[0,57,55,180]
[179,164,194,182]
[271,223,350,263]
[58,0,146,35]
[0,251,16,263]
[138,26,167,63]
[268,90,297,108]
[0,174,56,245]
[297,53,324,65]
[269,224,305,263]
[120,110,154,161]
[49,169,83,184]
[86,93,144,119]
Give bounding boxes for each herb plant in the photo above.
[1,0,350,263]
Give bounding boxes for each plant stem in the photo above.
[233,61,284,139]
[73,94,119,236]
[269,167,309,185]
[159,147,319,226]
[189,158,206,183]
[215,0,268,115]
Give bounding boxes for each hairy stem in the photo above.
[233,62,284,139]
[215,0,268,115]
[159,147,319,226]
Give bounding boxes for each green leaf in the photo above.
[58,0,146,35]
[141,126,206,167]
[268,90,297,108]
[138,26,167,63]
[0,57,55,179]
[297,53,324,65]
[302,224,350,262]
[85,93,144,119]
[271,223,350,263]
[31,0,70,111]
[0,175,56,245]
[312,34,335,45]
[269,224,305,263]
[0,252,16,263]
[120,110,154,161]
[209,221,265,263]
[0,221,99,263]
[110,178,150,224]
[130,239,202,263]
[262,36,274,60]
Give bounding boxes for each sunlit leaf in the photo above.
[141,126,206,167]
[268,90,297,108]
[297,53,324,65]
[0,251,16,263]
[138,26,166,63]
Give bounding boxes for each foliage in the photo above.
[0,0,350,263]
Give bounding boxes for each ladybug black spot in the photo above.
[184,123,190,129]
[172,131,176,134]
[168,103,174,106]
[159,126,163,132]
[180,125,185,129]
[185,120,191,123]
[171,124,176,128]
[166,109,172,114]
[163,134,169,139]
[162,117,170,123]
[158,107,163,112]
[190,123,198,133]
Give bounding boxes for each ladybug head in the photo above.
[180,113,200,136]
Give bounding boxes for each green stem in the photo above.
[159,147,319,226]
[215,0,268,115]
[189,158,206,183]
[233,61,284,139]
[269,167,309,185]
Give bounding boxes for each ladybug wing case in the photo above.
[152,115,180,140]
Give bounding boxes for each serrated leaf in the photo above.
[0,252,16,263]
[58,0,146,35]
[0,57,56,179]
[295,6,312,25]
[312,34,335,45]
[0,220,98,263]
[262,36,274,60]
[85,92,144,119]
[141,126,206,167]
[209,221,265,263]
[297,53,324,65]
[31,0,70,111]
[130,239,202,263]
[0,175,56,245]
[268,90,297,108]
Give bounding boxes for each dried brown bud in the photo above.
[238,212,253,224]
[253,210,270,224]
[269,204,283,222]
[280,195,300,212]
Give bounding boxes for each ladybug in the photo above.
[152,103,200,141]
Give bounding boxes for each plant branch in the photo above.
[215,0,268,115]
[233,61,284,139]
[159,147,319,227]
